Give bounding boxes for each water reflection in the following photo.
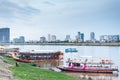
[65,72,118,80]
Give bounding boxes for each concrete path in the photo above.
[0,59,14,80]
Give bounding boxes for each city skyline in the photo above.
[12,31,120,42]
[0,0,120,41]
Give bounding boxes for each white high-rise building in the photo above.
[65,35,71,42]
[51,35,56,42]
[13,36,25,43]
[40,36,46,42]
[48,34,51,42]
[90,32,95,41]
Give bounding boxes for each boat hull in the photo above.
[58,67,119,73]
[13,58,60,63]
[13,58,34,63]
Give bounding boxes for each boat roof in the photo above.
[0,46,6,49]
[20,50,63,54]
[80,56,93,58]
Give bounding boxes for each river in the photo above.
[8,45,120,80]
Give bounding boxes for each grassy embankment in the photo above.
[1,55,81,80]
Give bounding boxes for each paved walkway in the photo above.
[0,59,14,80]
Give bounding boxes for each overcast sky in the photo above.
[0,0,120,41]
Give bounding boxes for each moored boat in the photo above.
[11,50,64,62]
[10,50,64,68]
[65,48,78,53]
[58,56,119,73]
[58,65,118,73]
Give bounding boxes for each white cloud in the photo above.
[0,0,40,20]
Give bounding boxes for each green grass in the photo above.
[11,63,78,80]
[0,55,16,64]
[0,55,81,80]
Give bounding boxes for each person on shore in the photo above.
[16,62,19,67]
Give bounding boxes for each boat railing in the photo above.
[67,61,114,65]
[66,61,118,69]
[110,66,119,69]
[73,65,119,70]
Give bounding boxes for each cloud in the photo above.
[43,1,56,6]
[0,0,40,19]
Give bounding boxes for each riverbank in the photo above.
[11,63,79,80]
[0,56,14,80]
[0,56,80,80]
[1,42,120,46]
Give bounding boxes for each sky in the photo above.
[0,0,120,41]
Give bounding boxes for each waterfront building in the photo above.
[108,35,113,42]
[0,28,10,42]
[40,36,46,42]
[65,35,71,42]
[100,35,119,42]
[77,32,84,42]
[19,36,25,43]
[75,36,78,42]
[13,38,19,43]
[76,32,81,42]
[90,32,95,42]
[119,35,120,42]
[78,32,81,39]
[100,35,108,42]
[13,36,25,43]
[111,35,119,42]
[48,34,51,42]
[51,35,56,42]
[80,33,84,42]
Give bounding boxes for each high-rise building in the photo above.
[109,35,119,42]
[108,35,113,42]
[100,35,108,42]
[48,34,51,42]
[100,35,119,42]
[77,32,84,42]
[19,36,25,43]
[51,35,56,42]
[0,28,10,42]
[78,32,81,39]
[40,37,46,42]
[13,38,19,43]
[90,32,95,41]
[80,33,84,42]
[119,35,120,42]
[65,35,71,42]
[13,36,25,43]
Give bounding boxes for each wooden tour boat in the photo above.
[10,50,63,62]
[10,50,64,68]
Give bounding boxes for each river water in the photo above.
[8,45,120,80]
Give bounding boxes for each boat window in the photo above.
[74,63,80,67]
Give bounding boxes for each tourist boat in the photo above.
[10,50,64,68]
[10,50,64,63]
[0,46,19,54]
[58,56,119,73]
[65,48,78,53]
